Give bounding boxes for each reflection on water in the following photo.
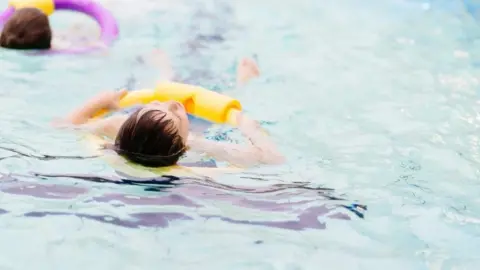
[0,170,366,231]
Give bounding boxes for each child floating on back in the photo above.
[58,53,284,168]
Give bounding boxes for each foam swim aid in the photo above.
[0,0,119,54]
[88,82,245,178]
[93,82,242,125]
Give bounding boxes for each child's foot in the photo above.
[236,57,260,85]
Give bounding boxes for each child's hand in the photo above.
[93,89,128,111]
[63,89,128,126]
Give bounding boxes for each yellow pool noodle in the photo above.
[93,82,242,126]
[8,0,55,15]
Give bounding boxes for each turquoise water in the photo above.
[1,0,480,269]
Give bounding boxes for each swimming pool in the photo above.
[0,0,479,268]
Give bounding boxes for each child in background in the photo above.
[0,7,104,50]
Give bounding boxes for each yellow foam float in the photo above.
[93,82,242,125]
[8,0,55,15]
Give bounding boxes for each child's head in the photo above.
[113,101,190,167]
[0,8,52,50]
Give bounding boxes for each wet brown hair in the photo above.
[0,8,52,50]
[111,109,187,167]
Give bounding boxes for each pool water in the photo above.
[1,0,480,269]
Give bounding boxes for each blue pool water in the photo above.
[1,0,480,269]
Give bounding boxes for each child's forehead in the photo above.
[122,105,143,114]
[106,105,143,118]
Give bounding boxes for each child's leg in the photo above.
[236,57,260,87]
[150,49,176,82]
[147,52,259,87]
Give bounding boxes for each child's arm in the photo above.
[55,90,128,139]
[186,57,282,167]
[65,90,126,124]
[188,111,285,167]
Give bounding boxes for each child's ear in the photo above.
[101,142,116,151]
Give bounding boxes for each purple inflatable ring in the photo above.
[0,0,119,54]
